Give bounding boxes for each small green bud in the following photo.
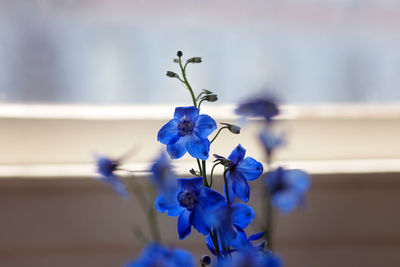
[187,57,202,63]
[189,168,201,176]
[166,71,179,78]
[177,51,183,57]
[220,122,241,134]
[173,58,179,63]
[202,89,213,94]
[202,94,218,102]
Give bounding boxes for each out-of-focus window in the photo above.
[0,0,399,104]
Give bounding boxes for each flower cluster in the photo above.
[94,51,311,267]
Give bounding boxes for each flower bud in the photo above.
[213,154,232,167]
[166,71,179,78]
[202,89,213,94]
[187,57,202,63]
[200,255,211,265]
[220,122,241,134]
[202,94,218,102]
[173,58,179,63]
[189,168,200,176]
[177,51,183,57]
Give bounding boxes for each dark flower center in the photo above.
[178,119,194,136]
[178,190,199,210]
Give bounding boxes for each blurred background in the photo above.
[1,1,400,267]
[0,0,399,104]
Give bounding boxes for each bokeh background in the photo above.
[0,1,400,267]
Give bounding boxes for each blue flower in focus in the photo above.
[216,247,282,267]
[265,167,311,214]
[125,242,195,267]
[215,144,263,203]
[205,203,255,255]
[236,96,279,122]
[157,106,217,160]
[155,177,225,239]
[95,156,129,199]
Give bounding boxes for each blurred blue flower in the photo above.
[155,177,225,239]
[157,106,217,160]
[150,152,178,194]
[259,128,284,161]
[205,203,255,255]
[216,247,282,267]
[236,96,279,122]
[215,144,263,203]
[265,167,311,214]
[95,155,129,199]
[125,242,195,267]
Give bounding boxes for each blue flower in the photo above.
[155,177,225,239]
[95,155,129,199]
[236,96,279,122]
[157,106,217,160]
[216,247,282,267]
[215,144,263,203]
[205,203,255,255]
[265,167,311,214]
[125,242,195,267]
[259,128,284,161]
[150,152,178,194]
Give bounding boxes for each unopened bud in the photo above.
[220,122,241,134]
[187,57,202,63]
[202,94,218,102]
[202,89,213,94]
[173,58,179,63]
[177,51,183,57]
[166,71,179,78]
[189,168,200,176]
[200,255,211,265]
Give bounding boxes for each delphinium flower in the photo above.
[214,144,263,203]
[259,127,285,165]
[155,177,225,239]
[215,247,282,267]
[235,95,279,122]
[205,203,255,256]
[265,167,311,214]
[157,106,217,160]
[150,152,178,195]
[124,242,195,267]
[95,155,129,199]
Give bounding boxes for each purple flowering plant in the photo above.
[95,51,311,267]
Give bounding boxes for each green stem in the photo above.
[198,98,206,109]
[202,160,209,187]
[265,195,274,250]
[196,159,203,176]
[209,163,220,188]
[210,229,221,257]
[196,92,207,102]
[178,58,197,108]
[223,169,231,207]
[210,126,228,144]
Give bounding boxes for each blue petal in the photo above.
[177,177,203,193]
[248,232,264,241]
[229,226,249,248]
[271,190,299,214]
[231,172,250,202]
[205,235,217,255]
[199,187,226,210]
[171,248,196,267]
[166,137,187,159]
[107,176,130,199]
[157,119,180,145]
[174,106,199,120]
[228,144,246,163]
[186,135,210,160]
[191,205,209,235]
[177,209,192,239]
[194,114,217,138]
[155,192,183,216]
[285,169,311,193]
[236,157,263,181]
[231,203,255,229]
[225,173,236,204]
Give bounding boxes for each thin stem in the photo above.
[198,98,206,109]
[196,91,207,102]
[197,159,203,176]
[210,126,228,144]
[178,58,197,108]
[210,229,221,257]
[132,225,149,245]
[263,161,273,250]
[223,169,230,207]
[202,160,209,187]
[127,177,161,242]
[209,163,220,188]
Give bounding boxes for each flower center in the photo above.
[178,190,199,210]
[178,119,194,136]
